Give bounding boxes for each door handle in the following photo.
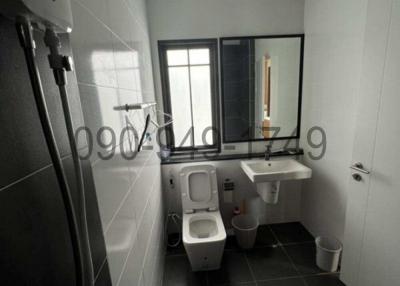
[350,162,370,174]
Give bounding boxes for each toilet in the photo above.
[180,164,226,271]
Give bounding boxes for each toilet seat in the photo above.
[179,165,219,213]
[183,211,226,244]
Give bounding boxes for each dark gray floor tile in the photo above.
[270,223,314,244]
[246,246,298,280]
[284,243,322,275]
[304,274,345,286]
[226,226,277,251]
[225,235,241,250]
[225,283,256,286]
[163,255,207,286]
[257,277,306,286]
[255,225,278,247]
[208,251,254,285]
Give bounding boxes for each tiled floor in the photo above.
[163,222,345,286]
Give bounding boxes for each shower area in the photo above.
[0,0,164,285]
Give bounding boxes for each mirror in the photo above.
[220,35,304,142]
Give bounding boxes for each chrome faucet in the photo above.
[265,145,272,161]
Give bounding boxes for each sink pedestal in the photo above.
[256,181,281,204]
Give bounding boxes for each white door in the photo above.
[341,0,400,285]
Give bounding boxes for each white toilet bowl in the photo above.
[182,211,226,271]
[179,164,226,271]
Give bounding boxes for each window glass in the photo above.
[168,67,192,147]
[190,66,213,146]
[167,49,188,66]
[189,48,210,65]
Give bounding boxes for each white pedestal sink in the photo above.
[241,159,312,204]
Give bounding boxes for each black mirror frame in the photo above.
[219,34,305,143]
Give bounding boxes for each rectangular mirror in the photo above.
[220,34,304,142]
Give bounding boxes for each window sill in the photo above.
[160,148,304,165]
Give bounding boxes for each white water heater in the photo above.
[0,0,73,32]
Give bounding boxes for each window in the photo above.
[158,39,220,153]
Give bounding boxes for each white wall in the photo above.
[300,0,368,240]
[147,0,305,154]
[70,0,164,285]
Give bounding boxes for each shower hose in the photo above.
[16,18,94,286]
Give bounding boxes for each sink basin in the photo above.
[241,159,312,183]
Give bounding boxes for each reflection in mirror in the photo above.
[221,35,303,142]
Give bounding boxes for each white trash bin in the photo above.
[232,215,259,249]
[315,236,342,272]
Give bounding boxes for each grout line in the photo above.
[279,241,315,247]
[72,0,149,52]
[138,200,159,285]
[266,226,317,286]
[276,244,300,274]
[301,272,341,278]
[255,275,306,282]
[103,150,153,233]
[243,251,257,285]
[268,225,304,276]
[77,81,154,94]
[147,221,165,286]
[122,0,149,34]
[0,151,78,193]
[0,163,52,192]
[253,272,341,285]
[94,256,108,282]
[248,240,314,250]
[115,170,162,286]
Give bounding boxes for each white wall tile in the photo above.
[92,153,132,229]
[112,37,141,91]
[105,213,137,285]
[71,1,118,87]
[106,0,136,47]
[75,0,109,24]
[70,0,164,284]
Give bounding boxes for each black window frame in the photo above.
[158,39,221,155]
